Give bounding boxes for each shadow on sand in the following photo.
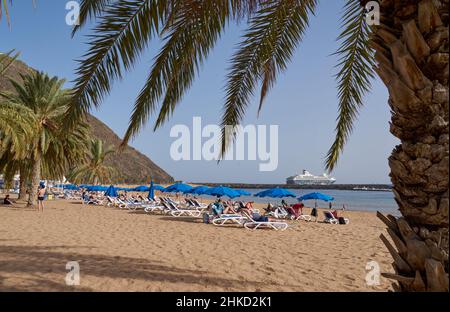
[0,244,288,291]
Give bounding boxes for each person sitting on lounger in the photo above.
[287,203,304,219]
[240,206,274,222]
[281,199,289,208]
[329,209,349,224]
[264,203,275,213]
[82,191,90,202]
[245,201,254,210]
[223,200,237,214]
[3,195,14,205]
[211,198,236,216]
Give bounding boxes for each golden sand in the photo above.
[0,198,394,291]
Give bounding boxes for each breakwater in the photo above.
[192,183,392,192]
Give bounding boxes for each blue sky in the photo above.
[0,0,399,184]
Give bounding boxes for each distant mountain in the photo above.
[0,55,174,184]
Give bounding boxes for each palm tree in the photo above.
[67,0,448,291]
[68,138,116,185]
[0,71,89,206]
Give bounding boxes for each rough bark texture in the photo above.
[17,166,28,201]
[27,152,41,207]
[372,0,449,291]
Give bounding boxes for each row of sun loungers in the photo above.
[64,190,347,230]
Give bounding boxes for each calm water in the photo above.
[232,189,399,216]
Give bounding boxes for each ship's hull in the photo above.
[286,179,336,185]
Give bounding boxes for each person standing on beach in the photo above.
[37,185,46,212]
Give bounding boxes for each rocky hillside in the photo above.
[0,55,174,184]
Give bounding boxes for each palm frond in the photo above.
[122,0,230,145]
[325,0,375,171]
[0,49,19,76]
[1,0,36,27]
[67,0,169,128]
[0,0,11,27]
[220,0,317,157]
[71,0,117,36]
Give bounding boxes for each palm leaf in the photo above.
[71,0,117,36]
[122,0,232,145]
[325,0,375,171]
[0,49,19,76]
[67,0,169,128]
[220,0,317,157]
[1,0,36,27]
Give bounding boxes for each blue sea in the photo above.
[233,189,399,216]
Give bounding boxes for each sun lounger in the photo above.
[241,211,288,231]
[323,211,349,224]
[212,214,248,226]
[83,198,104,206]
[143,200,166,213]
[293,214,312,221]
[190,199,208,209]
[266,206,289,219]
[164,202,203,218]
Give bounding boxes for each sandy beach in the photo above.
[0,198,394,292]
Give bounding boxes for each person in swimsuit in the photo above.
[37,185,46,212]
[240,206,274,223]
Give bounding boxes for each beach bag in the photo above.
[338,217,346,224]
[311,208,318,217]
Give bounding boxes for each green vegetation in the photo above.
[68,138,116,185]
[0,71,89,205]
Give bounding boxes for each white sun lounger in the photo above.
[143,201,166,213]
[323,211,349,224]
[295,214,312,221]
[164,202,203,218]
[212,214,248,226]
[241,211,288,231]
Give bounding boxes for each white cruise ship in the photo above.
[286,170,336,185]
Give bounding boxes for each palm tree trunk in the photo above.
[27,151,42,207]
[18,165,28,201]
[370,0,448,291]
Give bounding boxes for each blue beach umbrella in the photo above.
[148,181,155,200]
[163,183,193,193]
[64,184,80,190]
[116,187,133,191]
[298,192,334,202]
[86,185,108,192]
[205,186,240,199]
[132,185,150,192]
[56,184,77,190]
[184,186,210,195]
[104,185,118,197]
[152,185,166,191]
[254,188,296,198]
